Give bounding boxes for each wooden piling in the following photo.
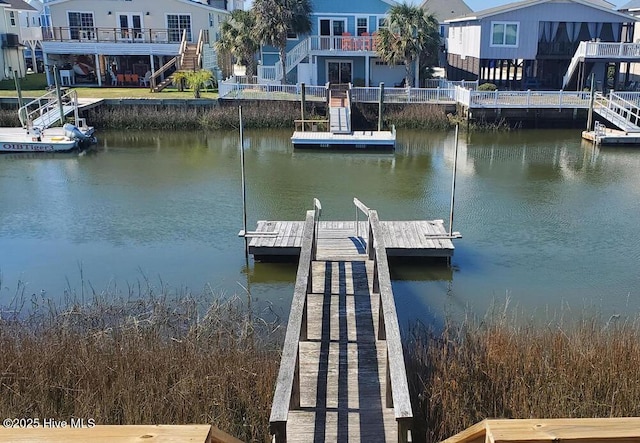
[378,82,385,131]
[300,82,306,132]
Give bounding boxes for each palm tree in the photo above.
[216,9,260,79]
[252,0,312,84]
[375,3,439,88]
[173,70,213,98]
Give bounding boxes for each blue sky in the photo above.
[245,0,630,11]
[463,0,627,9]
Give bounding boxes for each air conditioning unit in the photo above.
[2,33,20,48]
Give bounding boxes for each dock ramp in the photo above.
[328,86,351,134]
[19,88,82,130]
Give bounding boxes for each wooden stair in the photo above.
[151,43,201,93]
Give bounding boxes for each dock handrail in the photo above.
[313,198,321,260]
[269,206,318,443]
[18,88,80,129]
[368,210,413,443]
[353,197,371,251]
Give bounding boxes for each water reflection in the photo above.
[1,128,640,328]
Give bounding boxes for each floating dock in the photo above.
[293,84,396,150]
[243,219,456,259]
[291,130,396,150]
[582,127,640,145]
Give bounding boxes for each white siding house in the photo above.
[445,0,636,90]
[40,0,238,86]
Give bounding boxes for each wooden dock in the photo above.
[582,127,640,145]
[260,199,460,442]
[244,219,455,259]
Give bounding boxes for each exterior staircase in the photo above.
[258,37,311,83]
[563,41,640,89]
[151,30,204,93]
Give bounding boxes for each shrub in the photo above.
[477,82,497,91]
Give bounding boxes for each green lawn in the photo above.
[0,73,219,100]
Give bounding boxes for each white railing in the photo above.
[454,85,472,106]
[351,86,456,103]
[286,38,311,73]
[564,41,640,88]
[610,91,640,107]
[593,91,640,132]
[18,88,80,129]
[465,89,591,109]
[219,79,596,110]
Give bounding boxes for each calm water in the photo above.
[1,128,640,326]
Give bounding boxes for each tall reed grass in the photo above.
[0,283,282,442]
[406,304,640,443]
[84,102,324,130]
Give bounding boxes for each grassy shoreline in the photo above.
[2,292,639,443]
[0,101,485,131]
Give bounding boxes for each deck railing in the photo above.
[368,209,413,443]
[308,35,378,52]
[593,91,640,131]
[18,88,80,130]
[455,86,591,109]
[219,78,595,111]
[269,205,319,443]
[42,26,185,44]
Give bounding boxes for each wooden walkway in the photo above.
[262,199,460,443]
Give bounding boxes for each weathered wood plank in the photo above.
[0,425,215,443]
[369,211,413,435]
[270,210,316,438]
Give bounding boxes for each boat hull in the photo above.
[0,139,77,153]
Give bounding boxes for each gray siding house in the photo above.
[445,0,635,89]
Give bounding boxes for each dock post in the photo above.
[300,82,306,132]
[378,82,384,131]
[449,125,459,237]
[587,73,595,131]
[53,65,64,126]
[13,71,23,111]
[239,106,248,260]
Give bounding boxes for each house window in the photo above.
[68,12,94,40]
[357,17,368,36]
[167,14,192,42]
[9,11,15,26]
[378,17,387,30]
[491,21,518,47]
[287,26,297,39]
[439,25,445,37]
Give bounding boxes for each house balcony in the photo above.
[308,35,378,56]
[41,27,182,55]
[42,27,191,44]
[537,41,581,59]
[19,26,43,42]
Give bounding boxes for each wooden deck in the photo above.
[0,424,241,443]
[442,418,640,443]
[246,220,455,259]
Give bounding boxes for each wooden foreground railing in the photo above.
[368,209,413,443]
[269,199,412,443]
[269,202,319,442]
